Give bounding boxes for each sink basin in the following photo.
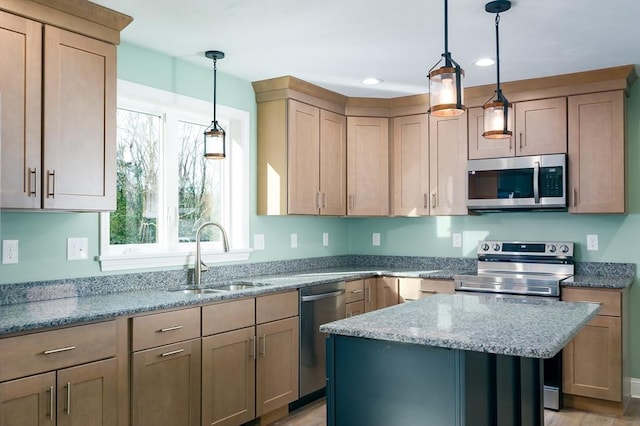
[213,283,259,291]
[178,288,227,295]
[172,282,264,295]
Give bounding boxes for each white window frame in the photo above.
[99,80,251,271]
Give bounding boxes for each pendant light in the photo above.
[482,1,512,139]
[203,50,226,159]
[428,0,465,117]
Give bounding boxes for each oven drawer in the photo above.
[561,287,621,317]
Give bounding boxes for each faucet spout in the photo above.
[194,221,230,288]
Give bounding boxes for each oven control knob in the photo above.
[492,243,501,251]
[481,243,490,251]
[548,245,557,253]
[560,244,570,253]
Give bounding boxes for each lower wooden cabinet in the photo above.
[131,339,201,426]
[399,278,455,302]
[376,277,399,309]
[0,358,117,426]
[363,278,377,313]
[561,286,628,415]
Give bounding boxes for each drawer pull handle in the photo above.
[350,289,364,294]
[259,335,266,356]
[43,346,76,355]
[66,382,71,416]
[28,168,37,197]
[46,170,55,198]
[49,386,54,420]
[159,325,183,332]
[419,290,437,294]
[160,349,185,357]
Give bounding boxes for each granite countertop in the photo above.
[319,293,601,359]
[0,264,632,336]
[565,274,634,289]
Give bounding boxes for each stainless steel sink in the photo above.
[178,288,227,295]
[172,281,263,294]
[213,283,260,291]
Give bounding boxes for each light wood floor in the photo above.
[272,398,640,426]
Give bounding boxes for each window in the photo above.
[99,80,250,271]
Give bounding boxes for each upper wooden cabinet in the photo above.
[568,91,625,213]
[347,116,389,216]
[0,2,131,211]
[257,98,346,215]
[391,114,430,216]
[468,97,567,159]
[429,113,468,216]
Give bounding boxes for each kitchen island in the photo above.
[320,293,601,426]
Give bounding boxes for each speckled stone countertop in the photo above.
[319,293,601,358]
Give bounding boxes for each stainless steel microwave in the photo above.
[466,154,567,211]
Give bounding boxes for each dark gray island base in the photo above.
[320,294,601,426]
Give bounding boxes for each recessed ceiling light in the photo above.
[475,57,495,67]
[362,77,383,85]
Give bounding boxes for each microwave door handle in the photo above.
[533,161,540,204]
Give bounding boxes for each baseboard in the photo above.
[631,378,640,398]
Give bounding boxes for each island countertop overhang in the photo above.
[319,293,601,359]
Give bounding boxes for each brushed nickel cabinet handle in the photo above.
[250,336,257,359]
[519,132,523,150]
[259,334,266,356]
[49,386,54,420]
[316,192,321,209]
[419,290,437,294]
[160,349,185,357]
[348,195,354,210]
[159,325,183,332]
[66,382,71,416]
[43,346,76,355]
[46,170,55,198]
[365,286,370,303]
[350,289,364,294]
[573,188,577,207]
[322,193,327,208]
[431,192,437,209]
[28,168,37,197]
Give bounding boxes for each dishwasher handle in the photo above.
[301,289,345,302]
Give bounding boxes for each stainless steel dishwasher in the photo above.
[299,281,345,399]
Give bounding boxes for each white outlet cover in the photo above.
[2,240,19,264]
[586,234,599,251]
[452,233,462,248]
[254,234,265,250]
[372,233,381,246]
[67,237,88,260]
[323,232,329,247]
[291,233,298,248]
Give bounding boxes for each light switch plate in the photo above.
[67,237,88,260]
[452,233,462,248]
[372,233,381,246]
[323,232,329,247]
[2,240,19,264]
[254,234,265,250]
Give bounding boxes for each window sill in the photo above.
[98,249,252,272]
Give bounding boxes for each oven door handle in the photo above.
[533,161,540,204]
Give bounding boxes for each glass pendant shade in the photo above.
[429,66,465,116]
[204,121,226,159]
[483,99,513,139]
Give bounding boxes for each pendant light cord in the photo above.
[495,13,501,95]
[213,58,217,126]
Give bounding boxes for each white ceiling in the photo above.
[93,0,640,98]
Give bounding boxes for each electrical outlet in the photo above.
[291,233,298,248]
[372,233,381,246]
[452,233,462,248]
[2,240,19,264]
[254,234,265,250]
[323,232,329,247]
[586,234,599,251]
[67,237,88,260]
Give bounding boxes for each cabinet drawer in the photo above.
[346,301,365,318]
[561,287,621,317]
[421,279,455,295]
[256,291,298,324]
[0,321,116,382]
[132,307,200,351]
[202,298,255,336]
[345,280,365,303]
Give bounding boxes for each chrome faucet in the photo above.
[194,221,229,288]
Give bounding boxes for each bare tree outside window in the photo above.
[111,109,160,245]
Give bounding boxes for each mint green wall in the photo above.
[0,43,638,377]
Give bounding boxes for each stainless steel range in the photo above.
[454,240,575,411]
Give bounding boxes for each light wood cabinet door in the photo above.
[568,91,625,213]
[391,114,430,216]
[429,113,467,216]
[319,109,347,215]
[398,278,423,302]
[57,358,117,426]
[131,339,201,426]
[364,278,377,313]
[42,25,116,210]
[0,372,55,426]
[467,106,514,159]
[514,97,567,157]
[202,327,256,426]
[563,315,622,402]
[256,316,299,417]
[0,11,42,209]
[287,99,320,214]
[376,277,398,309]
[345,301,365,318]
[347,116,389,216]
